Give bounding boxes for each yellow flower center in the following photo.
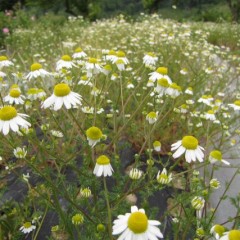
[23,222,32,229]
[116,59,124,64]
[86,126,102,140]
[157,67,168,75]
[72,214,84,224]
[104,64,112,71]
[27,88,38,95]
[0,56,8,61]
[0,106,17,120]
[75,47,83,53]
[159,174,168,180]
[11,84,19,89]
[108,50,116,55]
[96,155,110,165]
[117,51,126,57]
[207,110,214,114]
[147,52,155,57]
[147,112,157,119]
[181,104,188,109]
[54,83,71,97]
[9,89,21,98]
[153,141,161,147]
[214,224,225,236]
[210,150,222,161]
[169,83,182,91]
[89,58,98,64]
[234,100,240,106]
[182,136,198,150]
[127,212,148,234]
[157,78,169,87]
[229,230,240,240]
[31,63,42,71]
[61,55,71,61]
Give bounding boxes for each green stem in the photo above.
[103,177,113,239]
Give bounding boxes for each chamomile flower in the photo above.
[185,87,193,95]
[210,178,221,189]
[149,67,172,84]
[80,187,91,198]
[86,126,103,147]
[166,83,182,98]
[191,196,205,210]
[143,52,158,67]
[19,222,36,234]
[228,100,240,111]
[0,106,31,135]
[209,150,230,165]
[112,205,163,240]
[106,49,117,62]
[0,56,14,68]
[146,111,158,124]
[42,83,82,111]
[210,224,225,239]
[157,168,172,184]
[198,95,214,106]
[50,130,64,138]
[153,141,161,152]
[82,106,94,114]
[155,78,169,96]
[4,87,25,105]
[219,230,240,240]
[93,155,113,177]
[205,110,216,121]
[112,51,129,65]
[72,47,87,59]
[72,213,84,225]
[56,55,77,71]
[26,63,51,80]
[115,59,126,71]
[13,147,27,158]
[129,168,143,180]
[102,64,112,75]
[78,75,93,86]
[85,58,102,77]
[27,88,46,101]
[171,136,204,163]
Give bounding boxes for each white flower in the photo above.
[78,75,93,86]
[143,52,158,67]
[129,168,143,180]
[205,110,216,121]
[112,51,129,65]
[209,150,230,165]
[166,83,182,98]
[185,87,193,95]
[85,58,102,77]
[157,168,172,184]
[191,196,205,210]
[198,95,214,106]
[210,224,225,239]
[210,178,221,189]
[72,47,87,59]
[149,67,172,84]
[26,63,51,80]
[171,136,204,163]
[153,141,161,152]
[146,111,158,124]
[219,230,240,240]
[50,130,63,138]
[86,126,103,147]
[112,205,163,240]
[13,147,27,158]
[19,222,36,234]
[27,88,46,101]
[42,83,82,111]
[155,78,169,96]
[228,100,240,111]
[93,155,113,177]
[0,106,31,135]
[82,106,94,114]
[4,87,25,105]
[0,56,14,68]
[56,55,77,71]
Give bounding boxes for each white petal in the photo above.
[131,206,138,213]
[3,121,10,135]
[42,95,55,108]
[54,97,63,111]
[172,146,186,158]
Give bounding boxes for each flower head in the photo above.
[4,86,25,105]
[191,196,205,210]
[209,150,230,165]
[129,168,143,180]
[13,147,27,158]
[157,168,172,184]
[0,55,14,68]
[72,213,84,225]
[0,106,31,135]
[42,83,82,111]
[72,47,87,59]
[86,126,103,147]
[93,155,113,177]
[26,63,51,80]
[19,222,36,234]
[210,224,225,239]
[146,111,158,124]
[228,100,240,111]
[171,136,204,163]
[153,141,161,152]
[56,55,76,71]
[219,230,240,240]
[112,205,163,240]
